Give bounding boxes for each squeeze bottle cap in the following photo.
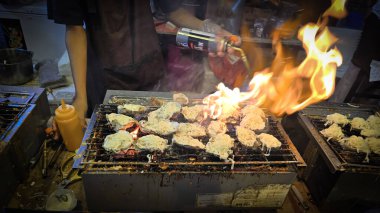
[55,99,76,121]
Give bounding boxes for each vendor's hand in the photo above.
[201,19,241,57]
[46,117,60,141]
[209,32,242,58]
[72,97,88,128]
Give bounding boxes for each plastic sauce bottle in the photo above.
[55,99,84,151]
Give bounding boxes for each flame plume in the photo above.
[203,0,347,118]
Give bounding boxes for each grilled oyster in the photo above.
[236,126,259,147]
[176,123,206,137]
[257,133,282,149]
[103,130,133,153]
[136,135,168,152]
[205,134,234,160]
[106,113,136,131]
[172,134,205,149]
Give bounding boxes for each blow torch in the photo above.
[176,28,250,72]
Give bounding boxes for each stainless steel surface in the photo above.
[83,172,296,211]
[75,90,305,211]
[0,85,50,207]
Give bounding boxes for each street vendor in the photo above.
[48,0,241,125]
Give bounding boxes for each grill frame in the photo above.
[297,103,380,172]
[0,104,36,144]
[281,102,380,210]
[75,90,306,211]
[0,103,30,141]
[74,91,305,171]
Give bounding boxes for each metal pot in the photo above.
[0,48,34,85]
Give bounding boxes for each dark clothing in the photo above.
[48,0,178,114]
[351,12,380,72]
[348,12,380,103]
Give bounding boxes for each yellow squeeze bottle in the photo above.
[55,99,84,151]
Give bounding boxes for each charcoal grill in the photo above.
[282,102,380,211]
[0,104,28,140]
[74,90,305,211]
[0,85,50,207]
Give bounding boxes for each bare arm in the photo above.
[167,8,204,30]
[167,8,241,57]
[65,25,88,125]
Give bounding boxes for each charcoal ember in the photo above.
[133,113,147,121]
[226,123,236,133]
[137,131,150,138]
[226,131,236,139]
[199,136,209,143]
[123,123,139,132]
[341,124,351,133]
[118,149,140,160]
[160,134,172,142]
[99,152,110,161]
[199,118,211,127]
[234,142,244,149]
[346,127,361,137]
[171,112,187,122]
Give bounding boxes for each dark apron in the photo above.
[85,0,165,114]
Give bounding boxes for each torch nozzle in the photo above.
[230,46,250,72]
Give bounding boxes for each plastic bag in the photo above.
[208,53,248,88]
[160,45,204,92]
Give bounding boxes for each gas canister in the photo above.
[176,28,230,53]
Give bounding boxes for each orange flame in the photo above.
[131,126,139,140]
[119,121,140,140]
[323,0,347,19]
[203,0,346,118]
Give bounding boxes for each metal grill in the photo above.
[301,104,380,170]
[0,104,26,140]
[78,96,304,172]
[0,91,33,104]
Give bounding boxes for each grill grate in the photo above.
[0,104,25,140]
[309,118,380,168]
[80,100,303,172]
[301,104,380,170]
